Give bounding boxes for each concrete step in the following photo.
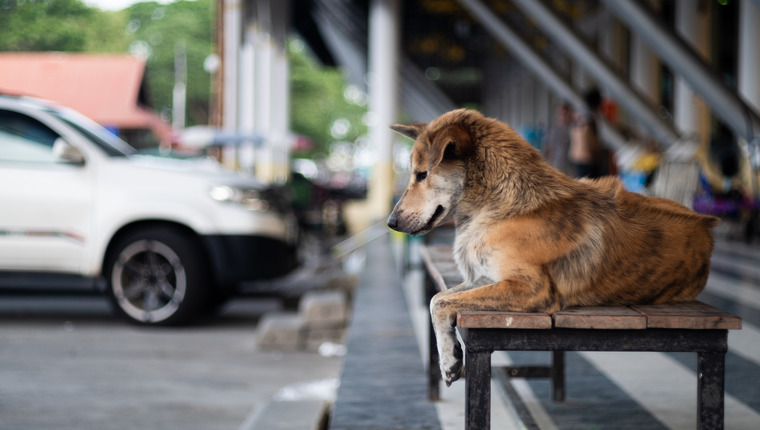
[257,312,305,351]
[299,290,347,327]
[239,400,329,430]
[257,291,348,351]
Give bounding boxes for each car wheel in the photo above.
[105,227,209,326]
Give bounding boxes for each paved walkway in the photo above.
[329,234,441,430]
[0,297,342,430]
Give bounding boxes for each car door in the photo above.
[0,108,92,273]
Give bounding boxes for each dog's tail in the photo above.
[701,215,721,229]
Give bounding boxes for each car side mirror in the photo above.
[52,138,85,165]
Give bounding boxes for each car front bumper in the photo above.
[201,234,299,287]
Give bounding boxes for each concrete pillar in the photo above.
[239,22,257,173]
[172,43,186,131]
[482,56,509,121]
[367,0,400,219]
[252,0,273,182]
[599,14,624,69]
[535,80,550,126]
[272,0,291,184]
[222,0,241,132]
[518,73,533,127]
[630,34,659,107]
[221,0,242,169]
[739,0,760,114]
[253,43,274,182]
[571,61,591,96]
[509,70,520,126]
[674,0,709,140]
[237,0,290,184]
[270,19,290,184]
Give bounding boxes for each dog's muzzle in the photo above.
[387,212,401,232]
[387,205,445,236]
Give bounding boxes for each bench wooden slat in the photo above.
[457,311,552,329]
[442,272,464,286]
[420,245,454,291]
[553,306,646,329]
[419,245,448,292]
[631,301,742,330]
[456,301,741,330]
[420,245,463,290]
[425,244,453,258]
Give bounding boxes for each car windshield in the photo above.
[46,106,137,157]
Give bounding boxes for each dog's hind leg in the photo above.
[430,272,561,386]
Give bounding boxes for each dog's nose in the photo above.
[387,212,399,231]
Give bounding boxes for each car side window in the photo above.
[0,109,62,164]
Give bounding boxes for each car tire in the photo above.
[104,227,209,326]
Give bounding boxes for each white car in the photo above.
[0,95,299,325]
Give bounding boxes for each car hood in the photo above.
[126,154,267,189]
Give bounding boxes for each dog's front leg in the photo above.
[431,273,562,386]
[429,283,476,386]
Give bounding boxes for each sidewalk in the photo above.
[0,296,343,430]
[329,233,441,430]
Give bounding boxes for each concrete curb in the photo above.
[238,400,329,430]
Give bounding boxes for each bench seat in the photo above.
[458,301,741,330]
[420,244,742,430]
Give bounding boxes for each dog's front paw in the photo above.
[443,361,463,387]
[441,342,464,386]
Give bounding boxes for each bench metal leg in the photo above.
[551,350,566,402]
[697,351,726,430]
[465,349,492,430]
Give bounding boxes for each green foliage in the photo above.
[0,0,125,52]
[83,10,132,53]
[289,41,368,157]
[0,0,212,127]
[125,0,213,126]
[0,0,365,150]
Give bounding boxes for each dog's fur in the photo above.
[387,109,719,386]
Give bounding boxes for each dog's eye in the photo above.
[416,171,428,182]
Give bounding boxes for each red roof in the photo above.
[0,52,164,130]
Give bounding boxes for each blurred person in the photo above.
[698,123,749,211]
[542,102,572,175]
[692,123,757,241]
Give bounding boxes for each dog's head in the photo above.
[387,116,473,235]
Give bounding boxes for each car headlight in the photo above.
[209,185,271,212]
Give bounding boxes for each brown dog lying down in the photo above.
[387,109,719,386]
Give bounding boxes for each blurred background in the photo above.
[0,0,758,237]
[2,1,760,429]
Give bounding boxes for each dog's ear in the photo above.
[431,124,473,166]
[390,123,426,140]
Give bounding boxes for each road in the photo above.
[0,294,343,430]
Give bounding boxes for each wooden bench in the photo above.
[420,244,742,430]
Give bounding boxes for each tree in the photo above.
[125,0,213,126]
[0,0,365,151]
[0,0,212,127]
[0,0,129,52]
[289,39,368,158]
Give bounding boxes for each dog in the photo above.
[387,109,719,386]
